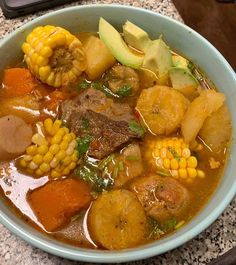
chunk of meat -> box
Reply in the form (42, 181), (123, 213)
(130, 175), (190, 223)
(0, 115), (33, 160)
(107, 65), (139, 93)
(60, 88), (134, 123)
(28, 178), (92, 232)
(112, 143), (143, 188)
(69, 110), (141, 159)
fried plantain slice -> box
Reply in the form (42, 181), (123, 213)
(88, 189), (148, 250)
(136, 85), (189, 135)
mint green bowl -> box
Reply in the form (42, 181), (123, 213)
(0, 4), (235, 263)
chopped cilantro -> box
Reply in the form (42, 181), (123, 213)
(116, 85), (133, 97)
(162, 218), (177, 232)
(128, 121), (145, 137)
(91, 82), (117, 98)
(125, 155), (140, 161)
(78, 80), (90, 90)
(74, 164), (112, 191)
(76, 135), (93, 157)
(167, 146), (181, 161)
(148, 218), (164, 240)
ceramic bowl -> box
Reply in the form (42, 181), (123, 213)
(0, 4), (236, 263)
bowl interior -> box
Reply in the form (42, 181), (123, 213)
(0, 4), (236, 263)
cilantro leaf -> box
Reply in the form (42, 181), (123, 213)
(78, 80), (90, 90)
(76, 135), (93, 157)
(128, 121), (145, 137)
(116, 85), (132, 97)
(81, 117), (89, 131)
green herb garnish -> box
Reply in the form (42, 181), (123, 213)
(75, 164), (112, 191)
(118, 160), (124, 171)
(162, 218), (177, 232)
(128, 121), (145, 137)
(91, 82), (118, 98)
(156, 169), (171, 177)
(98, 154), (115, 170)
(78, 80), (90, 90)
(116, 85), (133, 97)
(126, 155), (140, 161)
(167, 146), (181, 161)
(112, 164), (119, 179)
(148, 218), (164, 240)
(76, 135), (93, 157)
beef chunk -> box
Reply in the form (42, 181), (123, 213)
(69, 110), (140, 159)
(60, 88), (143, 159)
(61, 88), (134, 123)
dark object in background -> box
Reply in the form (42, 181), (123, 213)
(172, 0), (236, 70)
(216, 0), (236, 3)
(0, 0), (76, 18)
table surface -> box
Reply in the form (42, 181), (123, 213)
(0, 1), (235, 264)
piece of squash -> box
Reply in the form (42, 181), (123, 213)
(84, 36), (116, 80)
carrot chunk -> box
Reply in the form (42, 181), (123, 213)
(28, 178), (92, 232)
(2, 68), (37, 97)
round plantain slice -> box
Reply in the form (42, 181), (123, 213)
(136, 85), (189, 135)
(88, 189), (148, 250)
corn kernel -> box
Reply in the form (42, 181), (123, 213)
(63, 134), (72, 142)
(49, 144), (60, 155)
(179, 158), (187, 169)
(26, 145), (38, 156)
(170, 158), (179, 170)
(187, 168), (197, 178)
(44, 118), (53, 133)
(197, 169), (205, 178)
(51, 134), (62, 144)
(62, 168), (70, 175)
(182, 148), (191, 159)
(39, 163), (50, 173)
(32, 133), (47, 146)
(70, 132), (76, 139)
(32, 154), (43, 165)
(171, 170), (179, 178)
(50, 157), (59, 168)
(51, 170), (61, 178)
(68, 162), (76, 170)
(43, 152), (54, 163)
(19, 158), (27, 168)
(153, 149), (160, 158)
(55, 150), (66, 160)
(160, 148), (167, 158)
(163, 158), (170, 169)
(179, 168), (187, 178)
(60, 140), (69, 150)
(155, 141), (162, 149)
(35, 169), (43, 176)
(63, 156), (71, 166)
(167, 150), (173, 159)
(38, 145), (48, 155)
(63, 127), (69, 134)
(187, 156), (198, 168)
(23, 155), (32, 162)
(66, 146), (74, 156)
(29, 161), (38, 170)
(71, 151), (78, 161)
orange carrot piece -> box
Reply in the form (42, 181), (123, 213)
(2, 68), (37, 97)
(28, 178), (92, 232)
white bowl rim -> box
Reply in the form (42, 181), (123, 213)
(0, 4), (236, 263)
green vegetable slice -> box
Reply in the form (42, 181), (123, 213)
(77, 135), (93, 157)
(116, 85), (133, 97)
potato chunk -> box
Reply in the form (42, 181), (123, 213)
(84, 36), (116, 80)
(28, 178), (92, 231)
(181, 90), (225, 143)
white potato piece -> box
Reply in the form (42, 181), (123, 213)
(199, 104), (232, 152)
(0, 115), (33, 160)
(181, 90), (225, 143)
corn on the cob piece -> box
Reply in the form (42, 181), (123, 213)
(19, 118), (78, 178)
(22, 25), (87, 87)
(144, 137), (205, 182)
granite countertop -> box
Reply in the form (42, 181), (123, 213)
(0, 0), (235, 264)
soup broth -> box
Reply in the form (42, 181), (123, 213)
(0, 19), (232, 250)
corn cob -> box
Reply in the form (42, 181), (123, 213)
(144, 137), (205, 182)
(22, 25), (87, 87)
(19, 118), (78, 178)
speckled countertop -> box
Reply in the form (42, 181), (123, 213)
(0, 0), (235, 264)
